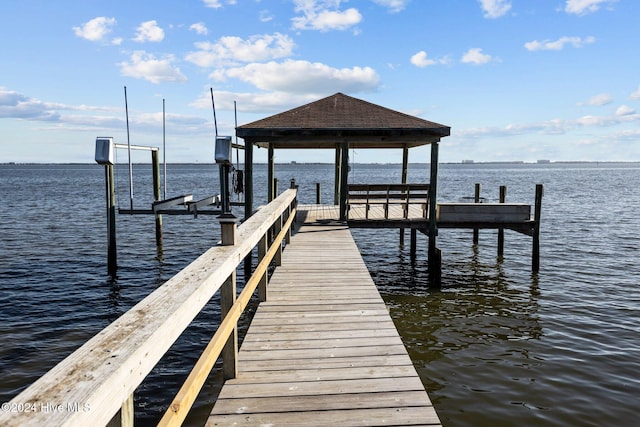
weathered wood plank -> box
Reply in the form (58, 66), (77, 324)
(207, 212), (441, 426)
(210, 390), (432, 414)
(209, 407), (441, 426)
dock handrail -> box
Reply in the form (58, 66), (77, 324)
(347, 183), (430, 219)
(0, 188), (298, 427)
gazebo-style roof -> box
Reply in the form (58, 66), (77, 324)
(236, 92), (450, 149)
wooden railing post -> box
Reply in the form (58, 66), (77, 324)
(285, 205), (292, 244)
(107, 394), (134, 427)
(274, 215), (283, 266)
(219, 214), (238, 380)
(258, 234), (268, 302)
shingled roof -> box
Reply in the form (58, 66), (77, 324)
(236, 93), (450, 149)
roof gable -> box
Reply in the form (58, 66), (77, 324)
(236, 93), (450, 149)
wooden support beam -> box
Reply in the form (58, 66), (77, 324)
(258, 235), (268, 302)
(105, 164), (117, 277)
(334, 145), (341, 205)
(268, 145), (275, 202)
(473, 183), (481, 245)
(152, 150), (163, 247)
(532, 184), (543, 272)
(339, 143), (349, 221)
(498, 186), (506, 258)
(428, 142), (441, 286)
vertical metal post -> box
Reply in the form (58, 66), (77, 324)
(316, 182), (321, 204)
(124, 86), (134, 211)
(498, 185), (506, 258)
(105, 164), (117, 277)
(532, 184), (543, 272)
(162, 99), (167, 200)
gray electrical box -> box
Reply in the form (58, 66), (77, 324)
(215, 136), (232, 164)
(95, 137), (114, 165)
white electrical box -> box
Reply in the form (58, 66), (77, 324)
(215, 136), (232, 164)
(95, 137), (114, 165)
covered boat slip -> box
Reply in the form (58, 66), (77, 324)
(207, 211), (441, 426)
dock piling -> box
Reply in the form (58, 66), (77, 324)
(152, 150), (163, 247)
(105, 164), (117, 277)
(498, 185), (506, 258)
(532, 184), (543, 272)
(473, 183), (481, 244)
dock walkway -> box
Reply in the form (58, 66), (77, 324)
(206, 207), (441, 426)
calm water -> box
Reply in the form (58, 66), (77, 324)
(1, 162), (639, 426)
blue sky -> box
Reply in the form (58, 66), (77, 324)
(1, 0), (639, 163)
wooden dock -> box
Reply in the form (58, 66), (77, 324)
(206, 207), (442, 426)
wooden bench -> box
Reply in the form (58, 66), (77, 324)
(347, 184), (430, 219)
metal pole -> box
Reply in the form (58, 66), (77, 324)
(163, 98), (167, 200)
(124, 86), (134, 210)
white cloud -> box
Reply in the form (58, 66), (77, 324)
(186, 33), (295, 67)
(189, 89), (320, 113)
(459, 110), (640, 141)
(119, 51), (187, 84)
(189, 22), (208, 35)
(202, 0), (237, 8)
(370, 0), (410, 13)
(478, 0), (512, 18)
(133, 20), (165, 43)
(0, 88), (59, 120)
(582, 93), (612, 106)
(630, 85), (640, 100)
(461, 48), (492, 65)
(410, 51), (449, 68)
(524, 36), (595, 51)
(292, 0), (362, 31)
(565, 0), (616, 16)
(215, 59), (380, 94)
(259, 10), (274, 22)
(616, 105), (635, 116)
(73, 17), (116, 42)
